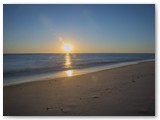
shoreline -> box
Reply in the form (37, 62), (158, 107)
(4, 59), (155, 87)
(4, 61), (155, 116)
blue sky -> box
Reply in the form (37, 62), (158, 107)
(3, 4), (155, 53)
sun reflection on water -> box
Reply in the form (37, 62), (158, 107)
(64, 53), (73, 77)
(65, 53), (71, 68)
(66, 70), (73, 77)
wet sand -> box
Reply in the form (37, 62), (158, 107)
(3, 61), (155, 116)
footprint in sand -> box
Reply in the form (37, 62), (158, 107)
(91, 95), (99, 99)
(107, 91), (112, 94)
(105, 88), (111, 91)
(60, 108), (71, 113)
(136, 108), (151, 115)
(67, 103), (77, 108)
(104, 88), (112, 93)
(60, 103), (77, 113)
(131, 80), (136, 83)
(46, 107), (53, 111)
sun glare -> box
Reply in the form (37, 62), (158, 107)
(66, 70), (73, 77)
(63, 44), (72, 52)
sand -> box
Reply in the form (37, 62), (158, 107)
(3, 61), (155, 116)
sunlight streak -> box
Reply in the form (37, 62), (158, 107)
(65, 53), (72, 68)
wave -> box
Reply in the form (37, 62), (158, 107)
(3, 58), (151, 78)
(4, 59), (155, 86)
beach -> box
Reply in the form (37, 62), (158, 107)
(3, 61), (155, 116)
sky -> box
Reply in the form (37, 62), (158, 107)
(3, 4), (155, 53)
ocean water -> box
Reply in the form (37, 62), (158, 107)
(3, 53), (155, 86)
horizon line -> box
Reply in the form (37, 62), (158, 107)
(3, 52), (155, 54)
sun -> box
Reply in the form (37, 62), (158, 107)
(63, 43), (73, 52)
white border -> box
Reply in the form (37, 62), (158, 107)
(1, 0), (159, 120)
(1, 0), (157, 4)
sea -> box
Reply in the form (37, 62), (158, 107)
(3, 53), (155, 86)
